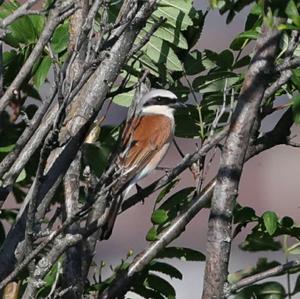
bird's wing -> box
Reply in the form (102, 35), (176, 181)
(117, 114), (173, 184)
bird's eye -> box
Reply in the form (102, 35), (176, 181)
(156, 97), (161, 102)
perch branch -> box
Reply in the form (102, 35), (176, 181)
(228, 260), (300, 294)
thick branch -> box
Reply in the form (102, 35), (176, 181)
(0, 0), (158, 284)
(22, 234), (82, 299)
(202, 23), (282, 299)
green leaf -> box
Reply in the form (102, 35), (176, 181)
(30, 15), (45, 37)
(217, 49), (234, 69)
(234, 205), (257, 224)
(112, 89), (135, 107)
(144, 274), (176, 299)
(144, 36), (182, 71)
(193, 72), (240, 93)
(240, 231), (281, 251)
(258, 281), (285, 297)
(149, 261), (183, 280)
(138, 54), (160, 77)
(234, 282), (285, 299)
(33, 56), (52, 88)
(0, 144), (15, 153)
(156, 179), (179, 203)
(263, 211), (278, 235)
(292, 94), (300, 123)
(153, 5), (193, 30)
(286, 0), (300, 27)
(209, 0), (226, 9)
(230, 30), (259, 51)
(183, 50), (206, 75)
(145, 22), (188, 49)
(157, 247), (205, 261)
(0, 209), (17, 223)
(0, 2), (39, 45)
(146, 226), (159, 241)
(37, 261), (61, 297)
(151, 209), (169, 225)
(83, 125), (119, 177)
(159, 0), (192, 14)
(175, 105), (201, 138)
(280, 216), (294, 227)
(16, 169), (26, 183)
(292, 274), (300, 295)
(233, 55), (251, 69)
(159, 187), (194, 211)
(51, 22), (69, 53)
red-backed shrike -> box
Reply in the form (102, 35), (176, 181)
(101, 88), (181, 239)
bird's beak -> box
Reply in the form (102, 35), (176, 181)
(170, 102), (186, 108)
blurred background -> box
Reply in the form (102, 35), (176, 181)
(97, 1), (300, 297)
(2, 0), (300, 297)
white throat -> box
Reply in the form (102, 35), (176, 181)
(141, 105), (175, 120)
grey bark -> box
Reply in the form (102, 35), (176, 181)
(202, 22), (282, 299)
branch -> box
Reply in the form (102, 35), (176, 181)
(263, 30), (300, 104)
(0, 87), (56, 179)
(0, 0), (41, 33)
(0, 103), (57, 210)
(22, 234), (82, 299)
(0, 105), (292, 294)
(0, 0), (77, 112)
(202, 22), (282, 298)
(128, 16), (165, 58)
(0, 208), (87, 290)
(275, 57), (300, 72)
(97, 107), (294, 299)
(98, 180), (215, 299)
(0, 0), (158, 285)
(228, 260), (300, 294)
(62, 152), (83, 298)
(121, 127), (229, 211)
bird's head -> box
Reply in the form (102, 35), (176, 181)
(141, 89), (184, 109)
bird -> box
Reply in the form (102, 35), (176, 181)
(100, 88), (183, 239)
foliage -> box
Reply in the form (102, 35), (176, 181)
(0, 0), (300, 298)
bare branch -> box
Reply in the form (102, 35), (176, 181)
(0, 0), (41, 32)
(128, 16), (165, 58)
(97, 107), (294, 299)
(121, 127), (229, 211)
(62, 152), (83, 299)
(0, 0), (159, 285)
(228, 260), (300, 295)
(275, 57), (300, 72)
(98, 180), (214, 299)
(0, 0), (77, 112)
(22, 234), (82, 299)
(263, 31), (300, 103)
(202, 22), (282, 299)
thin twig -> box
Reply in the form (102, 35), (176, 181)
(229, 260), (300, 294)
(0, 0), (77, 112)
(0, 0), (41, 33)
